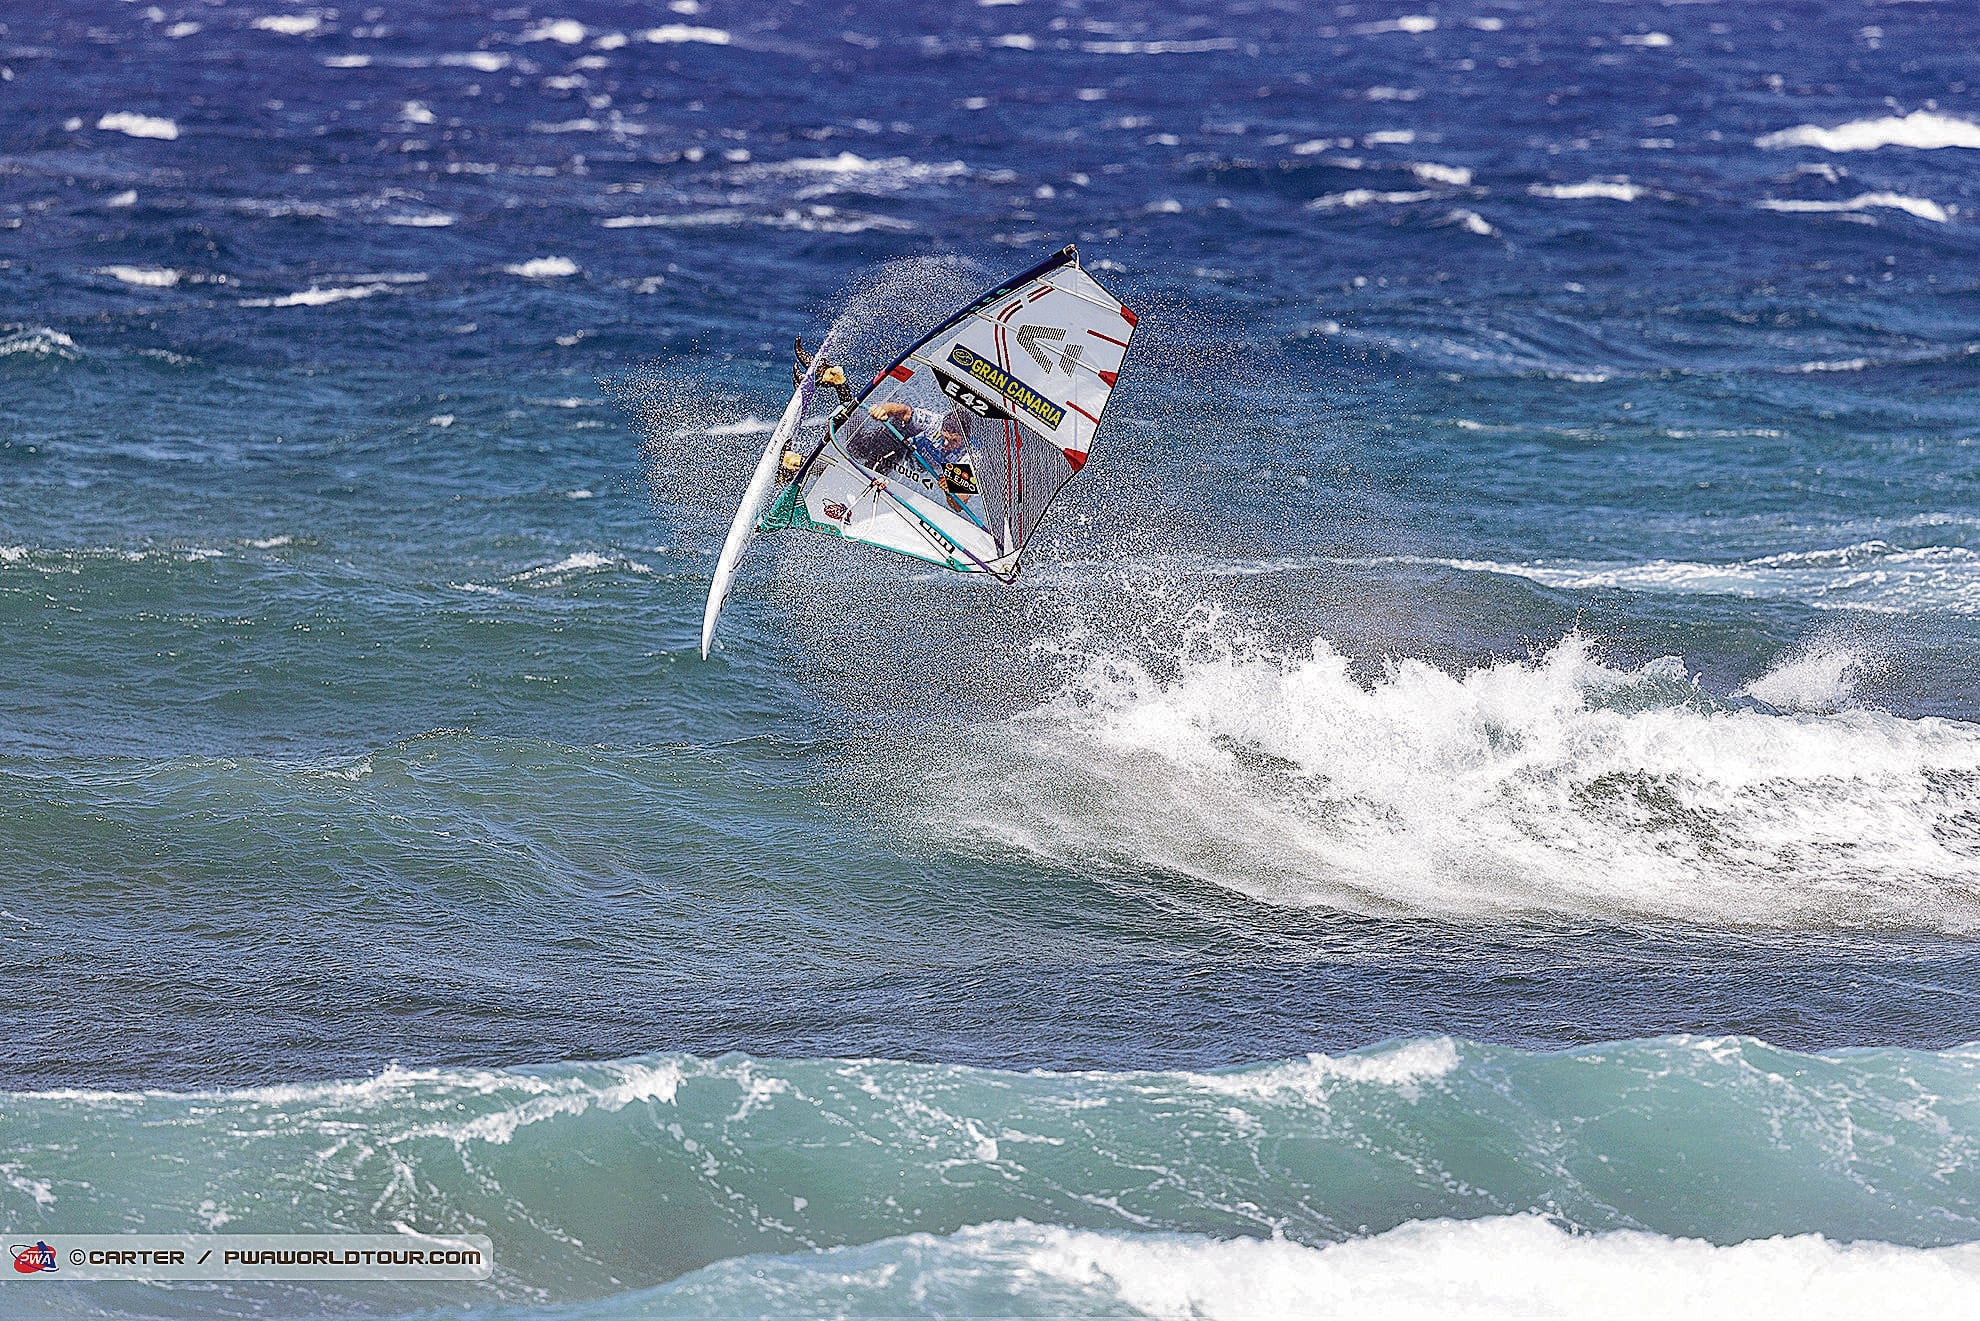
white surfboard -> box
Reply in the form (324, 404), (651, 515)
(699, 341), (839, 658)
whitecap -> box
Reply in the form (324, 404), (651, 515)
(1529, 178), (1642, 201)
(96, 112), (178, 141)
(1409, 161), (1473, 186)
(1758, 192), (1950, 223)
(1758, 110), (1980, 152)
(1309, 189), (1437, 208)
(505, 256), (579, 278)
(383, 212), (455, 227)
(521, 19), (586, 44)
(97, 266), (181, 288)
(642, 24), (731, 45)
(438, 52), (510, 72)
(252, 14), (323, 36)
(238, 283), (389, 308)
(601, 210), (744, 228)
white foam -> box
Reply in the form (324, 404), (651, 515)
(1309, 189), (1437, 208)
(1409, 162), (1473, 186)
(1530, 179), (1642, 201)
(96, 112), (178, 140)
(521, 18), (587, 44)
(642, 24), (731, 45)
(1758, 192), (1950, 223)
(506, 256), (579, 278)
(1011, 1217), (1980, 1320)
(1448, 209), (1497, 236)
(252, 14), (323, 37)
(383, 212), (454, 227)
(97, 265), (181, 287)
(1618, 32), (1673, 48)
(938, 629), (1980, 931)
(1195, 1039), (1460, 1102)
(239, 283), (388, 308)
(438, 52), (511, 72)
(1758, 110), (1980, 152)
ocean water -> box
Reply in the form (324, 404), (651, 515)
(4, 1), (1980, 1316)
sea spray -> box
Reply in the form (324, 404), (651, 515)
(930, 626), (1980, 930)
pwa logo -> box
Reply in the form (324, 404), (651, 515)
(11, 1241), (58, 1273)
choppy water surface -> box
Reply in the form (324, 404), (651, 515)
(4, 1), (1980, 1316)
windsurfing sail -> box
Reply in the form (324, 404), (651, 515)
(699, 245), (1137, 657)
(761, 245), (1137, 580)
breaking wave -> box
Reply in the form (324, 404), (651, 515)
(1757, 110), (1980, 153)
(595, 1217), (1980, 1320)
(939, 627), (1980, 931)
(7, 1036), (1980, 1314)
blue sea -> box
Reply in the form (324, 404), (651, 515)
(5, 1), (1980, 1316)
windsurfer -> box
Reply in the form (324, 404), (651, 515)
(846, 402), (982, 520)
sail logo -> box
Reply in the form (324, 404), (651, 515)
(948, 345), (1064, 430)
(12, 1242), (59, 1274)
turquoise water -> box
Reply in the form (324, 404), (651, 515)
(6, 0), (1980, 1315)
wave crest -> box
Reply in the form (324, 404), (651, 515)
(938, 628), (1980, 930)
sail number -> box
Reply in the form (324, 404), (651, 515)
(936, 370), (1013, 421)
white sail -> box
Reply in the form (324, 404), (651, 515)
(763, 245), (1137, 579)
